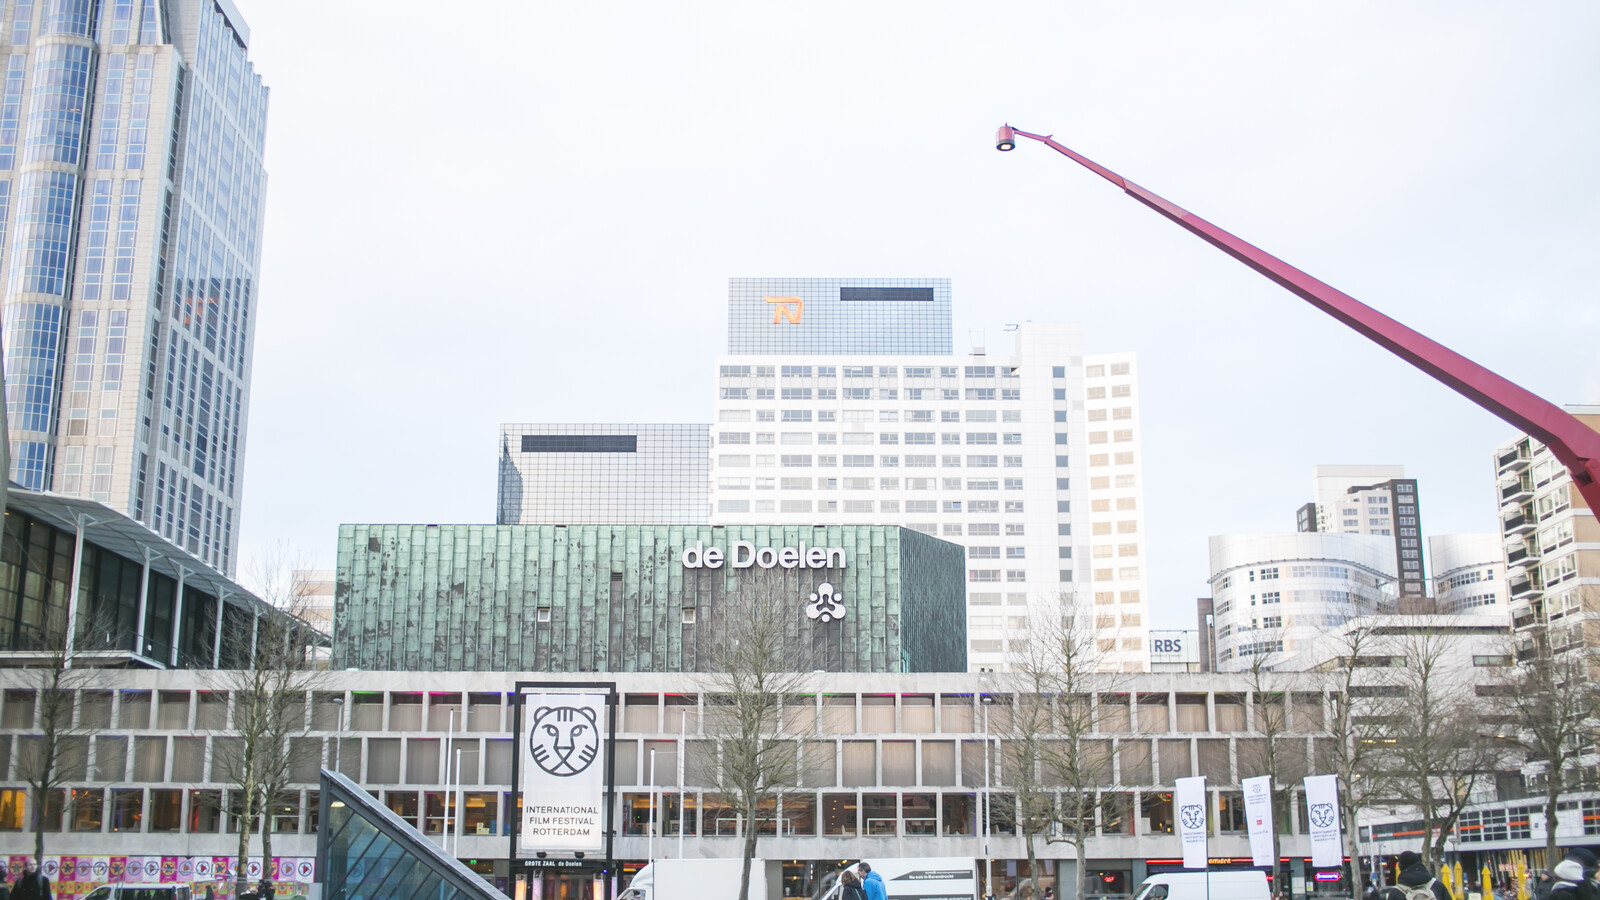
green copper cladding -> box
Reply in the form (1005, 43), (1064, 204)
(333, 524), (966, 673)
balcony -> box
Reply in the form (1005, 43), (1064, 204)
(1498, 445), (1532, 474)
(1503, 506), (1537, 535)
(1500, 476), (1534, 504)
(1506, 538), (1539, 568)
(1509, 572), (1544, 599)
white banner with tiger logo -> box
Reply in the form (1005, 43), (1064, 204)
(520, 691), (607, 853)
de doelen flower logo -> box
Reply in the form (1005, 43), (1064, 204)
(806, 583), (845, 622)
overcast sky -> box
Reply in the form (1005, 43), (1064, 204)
(234, 1), (1600, 628)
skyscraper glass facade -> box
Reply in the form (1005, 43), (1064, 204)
(727, 277), (952, 355)
(496, 423), (709, 525)
(0, 0), (268, 575)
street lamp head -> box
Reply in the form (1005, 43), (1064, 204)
(995, 125), (1016, 152)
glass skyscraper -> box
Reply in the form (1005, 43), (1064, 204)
(0, 0), (267, 574)
(727, 276), (952, 355)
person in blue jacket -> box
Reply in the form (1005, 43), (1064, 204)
(856, 863), (887, 900)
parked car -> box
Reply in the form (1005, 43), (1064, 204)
(83, 886), (193, 900)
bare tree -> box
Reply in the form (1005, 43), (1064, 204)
(997, 593), (1122, 900)
(13, 603), (121, 861)
(700, 572), (814, 900)
(212, 550), (326, 895)
(1366, 627), (1506, 866)
(1496, 621), (1600, 863)
(1234, 631), (1304, 881)
(1318, 619), (1389, 885)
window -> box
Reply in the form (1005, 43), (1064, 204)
(781, 410), (813, 422)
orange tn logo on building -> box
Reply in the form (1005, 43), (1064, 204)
(765, 296), (803, 324)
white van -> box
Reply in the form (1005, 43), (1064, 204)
(1133, 871), (1271, 900)
(82, 886), (193, 900)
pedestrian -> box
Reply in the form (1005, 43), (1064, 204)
(1564, 850), (1600, 900)
(857, 863), (887, 900)
(0, 865), (11, 900)
(839, 870), (867, 900)
(10, 859), (50, 900)
(205, 887), (216, 900)
(1537, 872), (1555, 900)
(259, 879), (275, 900)
(1380, 851), (1451, 900)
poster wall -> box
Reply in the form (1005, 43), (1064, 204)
(4, 857), (313, 899)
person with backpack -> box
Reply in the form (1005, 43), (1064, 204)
(1382, 851), (1451, 900)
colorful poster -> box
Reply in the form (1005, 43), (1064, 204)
(1174, 775), (1208, 869)
(161, 857), (176, 882)
(193, 858), (213, 881)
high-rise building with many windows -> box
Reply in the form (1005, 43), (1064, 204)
(1295, 465), (1426, 603)
(1493, 407), (1600, 662)
(0, 0), (267, 574)
(708, 278), (1150, 673)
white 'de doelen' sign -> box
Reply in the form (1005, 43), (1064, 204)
(520, 691), (607, 854)
(680, 541), (847, 570)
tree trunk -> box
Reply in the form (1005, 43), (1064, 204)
(1545, 774), (1561, 866)
(261, 802), (274, 891)
(236, 793), (254, 898)
(1075, 832), (1089, 900)
(1025, 829), (1040, 900)
(738, 803), (759, 900)
(32, 783), (44, 861)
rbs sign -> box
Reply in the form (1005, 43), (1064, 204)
(1148, 630), (1197, 663)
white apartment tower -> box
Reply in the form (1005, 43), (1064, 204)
(1493, 407), (1600, 660)
(707, 278), (1150, 672)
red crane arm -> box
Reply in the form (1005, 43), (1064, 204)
(1001, 125), (1600, 516)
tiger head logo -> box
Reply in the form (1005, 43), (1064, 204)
(530, 705), (600, 777)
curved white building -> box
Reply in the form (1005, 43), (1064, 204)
(1207, 533), (1397, 670)
(1429, 534), (1508, 615)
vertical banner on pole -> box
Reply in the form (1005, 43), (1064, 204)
(1175, 775), (1209, 869)
(1243, 776), (1276, 868)
(1304, 775), (1344, 869)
